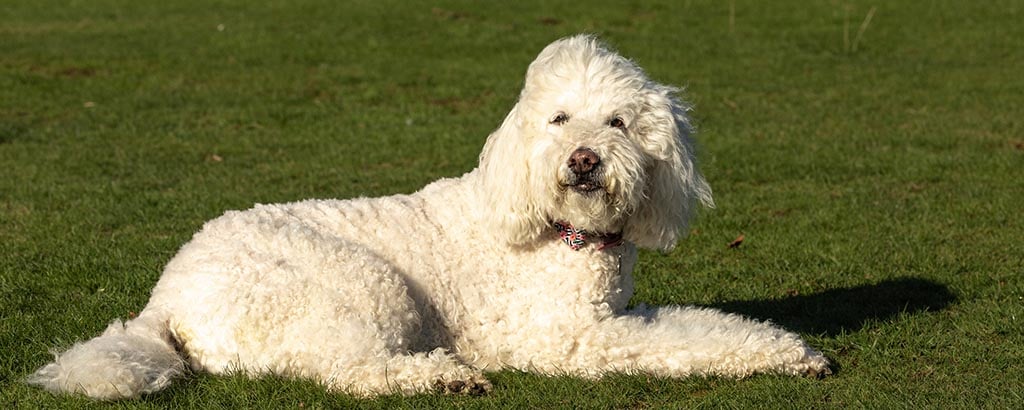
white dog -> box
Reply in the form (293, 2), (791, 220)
(30, 35), (830, 400)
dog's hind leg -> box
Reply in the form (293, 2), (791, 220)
(206, 265), (491, 396)
(242, 271), (489, 396)
(319, 347), (491, 396)
(152, 223), (488, 396)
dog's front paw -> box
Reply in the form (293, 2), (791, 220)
(433, 376), (492, 396)
(806, 364), (833, 379)
(800, 350), (833, 379)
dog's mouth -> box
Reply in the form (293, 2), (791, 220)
(562, 175), (604, 194)
(569, 181), (601, 193)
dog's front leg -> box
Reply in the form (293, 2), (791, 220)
(564, 305), (831, 378)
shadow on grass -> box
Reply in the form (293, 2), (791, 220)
(713, 277), (956, 337)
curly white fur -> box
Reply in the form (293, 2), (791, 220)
(29, 35), (829, 400)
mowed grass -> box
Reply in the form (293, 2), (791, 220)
(2, 0), (1022, 408)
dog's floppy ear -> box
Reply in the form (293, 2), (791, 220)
(477, 105), (549, 246)
(624, 85), (714, 251)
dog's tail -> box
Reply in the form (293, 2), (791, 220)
(27, 310), (185, 400)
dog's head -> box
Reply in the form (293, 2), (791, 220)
(478, 35), (713, 251)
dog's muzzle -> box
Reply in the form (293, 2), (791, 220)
(565, 147), (602, 193)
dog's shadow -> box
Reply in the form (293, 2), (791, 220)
(711, 277), (956, 337)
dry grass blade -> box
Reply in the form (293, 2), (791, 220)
(852, 6), (878, 52)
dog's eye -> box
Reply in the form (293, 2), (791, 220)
(550, 112), (569, 125)
(608, 117), (626, 130)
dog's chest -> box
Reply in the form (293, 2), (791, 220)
(511, 242), (637, 316)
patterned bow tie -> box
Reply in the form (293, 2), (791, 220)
(552, 221), (624, 251)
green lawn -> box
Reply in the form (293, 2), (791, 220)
(2, 0), (1022, 408)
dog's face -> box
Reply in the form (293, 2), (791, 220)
(479, 35), (713, 250)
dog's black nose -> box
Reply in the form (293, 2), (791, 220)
(567, 148), (600, 175)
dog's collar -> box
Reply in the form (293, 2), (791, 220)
(552, 221), (623, 251)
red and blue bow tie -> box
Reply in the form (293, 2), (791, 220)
(552, 221), (624, 251)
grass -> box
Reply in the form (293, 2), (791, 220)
(2, 0), (1022, 408)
